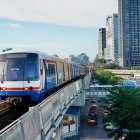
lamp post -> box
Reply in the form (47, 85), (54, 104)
(121, 129), (140, 139)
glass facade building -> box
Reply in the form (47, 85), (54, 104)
(70, 53), (89, 63)
(76, 53), (89, 62)
(98, 28), (106, 59)
(118, 0), (140, 67)
(104, 14), (118, 63)
(114, 14), (119, 63)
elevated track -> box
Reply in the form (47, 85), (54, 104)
(0, 101), (28, 130)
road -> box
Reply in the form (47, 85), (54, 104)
(77, 98), (113, 140)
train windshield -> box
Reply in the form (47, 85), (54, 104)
(24, 60), (39, 81)
(6, 59), (39, 81)
(7, 59), (24, 81)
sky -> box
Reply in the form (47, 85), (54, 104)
(0, 0), (118, 61)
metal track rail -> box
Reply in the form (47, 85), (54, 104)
(0, 101), (13, 129)
(0, 101), (28, 130)
(0, 101), (12, 114)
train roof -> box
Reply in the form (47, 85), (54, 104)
(0, 48), (53, 59)
(0, 48), (82, 66)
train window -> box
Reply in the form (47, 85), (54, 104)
(57, 62), (64, 72)
(6, 59), (24, 81)
(4, 53), (38, 59)
(0, 61), (6, 82)
(24, 60), (39, 81)
(47, 64), (55, 75)
(64, 63), (68, 73)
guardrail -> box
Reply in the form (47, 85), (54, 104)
(0, 74), (91, 140)
(86, 85), (112, 98)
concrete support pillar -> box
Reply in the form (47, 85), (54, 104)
(71, 90), (85, 106)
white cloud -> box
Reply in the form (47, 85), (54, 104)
(0, 0), (118, 28)
(7, 23), (21, 27)
(0, 22), (21, 27)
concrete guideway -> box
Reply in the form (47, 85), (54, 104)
(0, 74), (91, 140)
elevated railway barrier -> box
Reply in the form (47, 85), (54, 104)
(0, 73), (91, 140)
(86, 85), (113, 98)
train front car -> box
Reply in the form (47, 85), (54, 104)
(0, 51), (43, 103)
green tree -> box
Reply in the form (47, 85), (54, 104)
(97, 59), (104, 64)
(92, 68), (123, 85)
(103, 64), (120, 69)
(101, 87), (140, 140)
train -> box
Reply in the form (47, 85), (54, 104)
(0, 49), (86, 103)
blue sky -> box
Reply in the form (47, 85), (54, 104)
(0, 0), (117, 61)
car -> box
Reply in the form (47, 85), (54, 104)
(92, 80), (97, 84)
(91, 99), (96, 104)
(104, 122), (113, 131)
(103, 110), (110, 118)
(89, 105), (98, 114)
(87, 113), (98, 124)
(87, 105), (99, 125)
(102, 110), (110, 123)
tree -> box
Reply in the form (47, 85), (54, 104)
(97, 59), (104, 64)
(103, 64), (120, 69)
(93, 68), (123, 85)
(100, 87), (140, 140)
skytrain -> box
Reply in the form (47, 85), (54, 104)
(0, 49), (86, 102)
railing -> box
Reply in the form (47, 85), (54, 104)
(0, 73), (91, 140)
(86, 85), (112, 98)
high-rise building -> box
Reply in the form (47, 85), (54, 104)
(76, 53), (89, 63)
(98, 28), (106, 59)
(69, 53), (89, 63)
(104, 14), (118, 63)
(118, 0), (140, 67)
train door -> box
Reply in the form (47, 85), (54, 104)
(71, 64), (73, 79)
(72, 64), (75, 78)
(64, 63), (69, 82)
(44, 60), (57, 90)
(40, 60), (45, 90)
(23, 59), (40, 94)
(68, 63), (71, 80)
(0, 60), (7, 97)
(56, 62), (64, 85)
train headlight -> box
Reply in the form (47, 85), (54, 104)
(25, 87), (28, 90)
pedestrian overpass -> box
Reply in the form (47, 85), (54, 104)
(0, 74), (91, 140)
(86, 85), (113, 98)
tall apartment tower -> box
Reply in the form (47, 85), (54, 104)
(98, 28), (106, 59)
(104, 14), (118, 63)
(118, 0), (140, 67)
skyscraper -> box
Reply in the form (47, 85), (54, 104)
(69, 53), (89, 63)
(118, 0), (140, 67)
(98, 28), (106, 59)
(105, 14), (118, 63)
